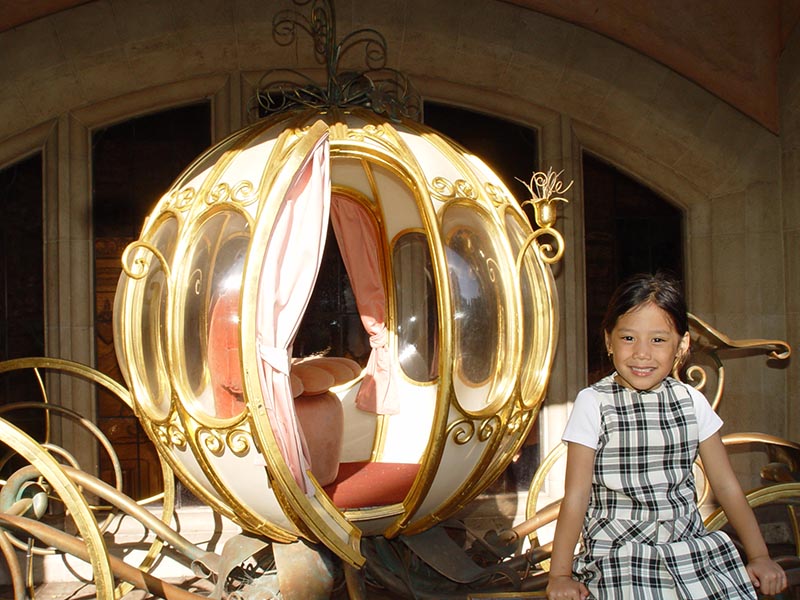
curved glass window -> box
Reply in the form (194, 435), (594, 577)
(128, 217), (178, 419)
(442, 204), (509, 413)
(504, 210), (552, 405)
(179, 210), (250, 419)
(393, 232), (438, 382)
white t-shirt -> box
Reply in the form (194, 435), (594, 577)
(562, 378), (723, 450)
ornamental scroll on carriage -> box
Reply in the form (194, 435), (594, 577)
(0, 1), (798, 599)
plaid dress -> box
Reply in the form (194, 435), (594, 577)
(572, 375), (756, 599)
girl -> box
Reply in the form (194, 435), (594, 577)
(546, 272), (787, 599)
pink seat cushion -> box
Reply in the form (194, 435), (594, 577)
(323, 461), (420, 509)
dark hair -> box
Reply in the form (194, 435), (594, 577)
(601, 272), (689, 336)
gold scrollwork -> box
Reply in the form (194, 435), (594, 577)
(683, 364), (708, 393)
(430, 176), (478, 202)
(207, 180), (258, 207)
(169, 422), (187, 449)
(121, 241), (171, 282)
(167, 187), (196, 211)
(506, 406), (527, 434)
(478, 415), (502, 442)
(446, 415), (504, 445)
(227, 429), (252, 457)
(198, 427), (225, 457)
(515, 228), (566, 266)
(484, 182), (509, 206)
(446, 418), (476, 445)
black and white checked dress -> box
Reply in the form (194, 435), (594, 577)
(572, 375), (756, 599)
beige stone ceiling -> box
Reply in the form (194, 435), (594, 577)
(1, 0), (798, 132)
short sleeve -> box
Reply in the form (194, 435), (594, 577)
(562, 387), (601, 449)
(687, 384), (723, 441)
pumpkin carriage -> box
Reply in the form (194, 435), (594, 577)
(1, 2), (799, 598)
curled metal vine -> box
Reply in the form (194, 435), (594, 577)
(254, 0), (421, 121)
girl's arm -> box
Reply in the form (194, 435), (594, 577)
(698, 432), (787, 595)
(546, 442), (595, 600)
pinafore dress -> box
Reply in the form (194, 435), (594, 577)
(573, 374), (756, 599)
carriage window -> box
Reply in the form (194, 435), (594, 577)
(393, 232), (438, 382)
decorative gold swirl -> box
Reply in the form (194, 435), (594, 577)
(430, 177), (477, 202)
(514, 228), (565, 266)
(167, 187), (196, 211)
(227, 429), (252, 457)
(478, 415), (501, 442)
(445, 418), (476, 445)
(506, 406), (526, 434)
(683, 364), (708, 393)
(484, 182), (509, 205)
(207, 180), (258, 206)
(121, 241), (171, 281)
(198, 427), (225, 456)
(160, 421), (186, 449)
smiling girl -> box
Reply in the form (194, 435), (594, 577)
(546, 272), (786, 599)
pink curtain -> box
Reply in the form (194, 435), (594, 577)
(257, 134), (330, 493)
(331, 194), (398, 415)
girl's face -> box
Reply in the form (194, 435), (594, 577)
(604, 301), (690, 392)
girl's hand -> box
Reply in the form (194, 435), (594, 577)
(746, 556), (787, 596)
(546, 574), (590, 599)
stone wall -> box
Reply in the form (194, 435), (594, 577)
(0, 0), (792, 486)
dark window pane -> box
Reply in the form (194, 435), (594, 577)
(583, 152), (684, 383)
(0, 154), (45, 476)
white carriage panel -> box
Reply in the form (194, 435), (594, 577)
(379, 377), (437, 464)
(213, 134), (280, 218)
(171, 444), (224, 503)
(395, 130), (463, 212)
(199, 440), (299, 534)
(412, 403), (492, 518)
(372, 166), (423, 240)
(330, 159), (374, 202)
(336, 382), (378, 463)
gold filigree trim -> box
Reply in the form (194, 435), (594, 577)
(166, 187), (196, 211)
(197, 427), (225, 456)
(227, 429), (252, 457)
(446, 414), (504, 445)
(121, 241), (171, 281)
(484, 181), (509, 206)
(430, 177), (478, 202)
(446, 418), (475, 445)
(156, 419), (187, 450)
(207, 180), (259, 206)
(478, 415), (501, 442)
(515, 228), (566, 265)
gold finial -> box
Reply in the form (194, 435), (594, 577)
(517, 168), (572, 229)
